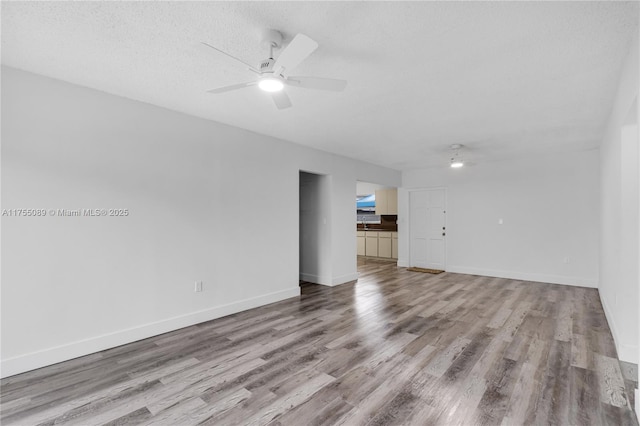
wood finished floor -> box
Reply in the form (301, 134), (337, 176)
(1, 258), (638, 425)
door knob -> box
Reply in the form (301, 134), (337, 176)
(442, 232), (446, 236)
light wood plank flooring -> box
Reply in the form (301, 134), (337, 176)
(1, 258), (638, 425)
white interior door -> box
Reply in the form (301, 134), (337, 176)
(409, 188), (446, 270)
(409, 191), (429, 268)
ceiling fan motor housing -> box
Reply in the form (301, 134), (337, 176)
(258, 58), (276, 72)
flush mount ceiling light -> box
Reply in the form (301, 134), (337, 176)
(258, 76), (285, 92)
(450, 144), (464, 168)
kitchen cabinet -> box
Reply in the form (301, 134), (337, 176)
(357, 231), (398, 260)
(357, 231), (366, 256)
(378, 232), (392, 258)
(365, 231), (379, 257)
(375, 188), (398, 215)
(392, 232), (398, 259)
(387, 190), (398, 215)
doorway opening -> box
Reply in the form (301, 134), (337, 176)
(299, 171), (331, 285)
(356, 181), (399, 261)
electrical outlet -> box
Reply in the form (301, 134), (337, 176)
(194, 281), (203, 292)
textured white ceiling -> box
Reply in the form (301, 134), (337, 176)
(2, 2), (638, 170)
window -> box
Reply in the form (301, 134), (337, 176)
(357, 194), (380, 224)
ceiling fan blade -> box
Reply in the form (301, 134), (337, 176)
(286, 76), (347, 92)
(271, 91), (292, 109)
(200, 42), (260, 73)
(207, 81), (256, 94)
(273, 34), (318, 74)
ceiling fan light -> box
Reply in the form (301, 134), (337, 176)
(449, 144), (464, 168)
(258, 77), (284, 92)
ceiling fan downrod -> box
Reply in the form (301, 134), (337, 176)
(260, 29), (283, 60)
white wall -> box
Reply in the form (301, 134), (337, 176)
(0, 67), (401, 377)
(400, 149), (600, 288)
(299, 172), (332, 284)
(599, 31), (639, 365)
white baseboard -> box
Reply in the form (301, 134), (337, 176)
(445, 265), (597, 288)
(0, 287), (300, 379)
(600, 293), (639, 364)
(300, 272), (358, 287)
(332, 272), (359, 286)
(397, 258), (409, 267)
(617, 343), (640, 365)
(299, 272), (332, 286)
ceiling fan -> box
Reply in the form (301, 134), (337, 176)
(201, 29), (347, 109)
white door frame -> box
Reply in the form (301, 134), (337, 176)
(408, 187), (447, 270)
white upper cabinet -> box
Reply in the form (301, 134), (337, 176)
(375, 188), (398, 215)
